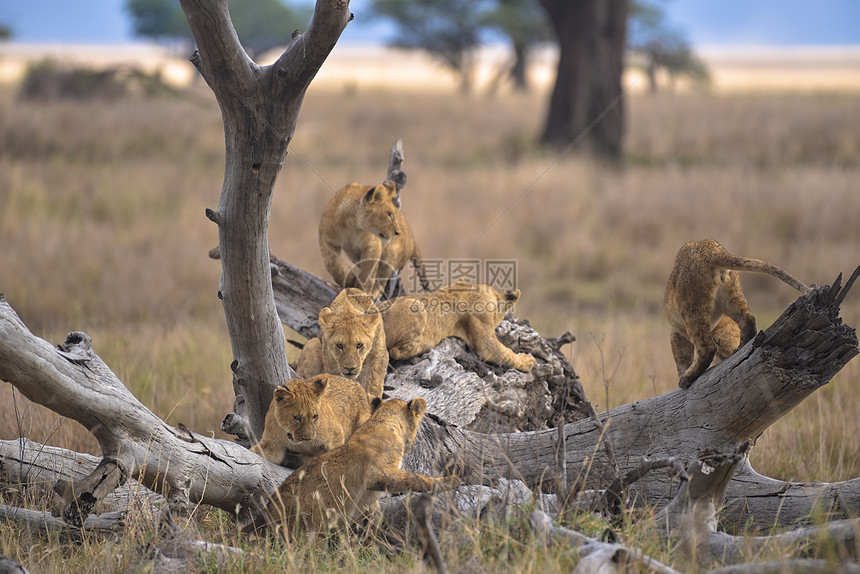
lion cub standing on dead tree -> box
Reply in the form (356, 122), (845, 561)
(378, 280), (536, 372)
(265, 396), (459, 539)
(665, 238), (810, 389)
(250, 374), (371, 468)
(296, 288), (387, 398)
(319, 180), (428, 300)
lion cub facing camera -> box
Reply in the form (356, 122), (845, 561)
(664, 238), (810, 389)
(295, 288), (388, 399)
(265, 397), (459, 539)
(250, 374), (372, 468)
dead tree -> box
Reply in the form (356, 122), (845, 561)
(182, 0), (353, 443)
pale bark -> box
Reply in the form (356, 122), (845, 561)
(0, 297), (288, 522)
(179, 0), (353, 441)
(257, 260), (860, 528)
(398, 271), (860, 529)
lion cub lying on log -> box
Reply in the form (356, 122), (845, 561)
(251, 374), (372, 468)
(319, 180), (428, 300)
(296, 288), (388, 398)
(265, 397), (459, 539)
(664, 238), (810, 389)
(377, 280), (536, 372)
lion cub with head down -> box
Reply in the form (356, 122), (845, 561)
(665, 238), (810, 389)
(295, 288), (388, 398)
(266, 396), (459, 539)
(251, 374), (371, 468)
(378, 280), (536, 372)
(319, 180), (427, 300)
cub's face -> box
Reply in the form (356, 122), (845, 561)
(319, 290), (381, 379)
(358, 182), (400, 243)
(272, 376), (327, 443)
(323, 325), (372, 379)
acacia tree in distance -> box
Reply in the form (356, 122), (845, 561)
(628, 0), (709, 93)
(484, 0), (551, 92)
(538, 0), (629, 157)
(370, 0), (487, 92)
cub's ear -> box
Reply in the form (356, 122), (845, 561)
(370, 396), (383, 412)
(381, 180), (397, 194)
(312, 375), (329, 396)
(274, 384), (294, 403)
(363, 184), (380, 204)
(407, 397), (427, 418)
(505, 289), (521, 303)
(318, 306), (334, 328)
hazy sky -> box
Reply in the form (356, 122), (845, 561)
(2, 0), (859, 46)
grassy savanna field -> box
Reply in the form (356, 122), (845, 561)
(1, 47), (860, 571)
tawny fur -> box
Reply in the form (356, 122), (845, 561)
(664, 238), (810, 389)
(319, 180), (428, 299)
(378, 280), (536, 372)
(265, 397), (459, 539)
(295, 288), (388, 398)
(250, 374), (372, 468)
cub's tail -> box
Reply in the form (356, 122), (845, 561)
(723, 255), (810, 293)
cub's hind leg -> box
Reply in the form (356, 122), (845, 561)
(466, 322), (535, 372)
(712, 315), (742, 361)
(669, 330), (694, 377)
(678, 316), (717, 389)
(718, 271), (757, 346)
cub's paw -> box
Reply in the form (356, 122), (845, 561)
(678, 375), (695, 390)
(442, 475), (461, 490)
(513, 354), (536, 372)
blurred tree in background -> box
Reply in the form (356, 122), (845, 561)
(0, 23), (12, 40)
(126, 0), (311, 60)
(369, 0), (488, 93)
(628, 1), (710, 93)
(483, 0), (550, 92)
(538, 0), (629, 158)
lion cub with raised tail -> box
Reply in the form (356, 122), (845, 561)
(266, 397), (460, 539)
(665, 238), (810, 389)
(251, 374), (372, 468)
(296, 288), (388, 398)
(378, 280), (536, 372)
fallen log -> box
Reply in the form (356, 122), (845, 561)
(0, 296), (288, 523)
(266, 261), (860, 528)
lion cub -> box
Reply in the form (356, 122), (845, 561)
(378, 280), (536, 372)
(251, 374), (372, 468)
(319, 180), (427, 299)
(665, 238), (810, 389)
(296, 288), (388, 398)
(266, 397), (459, 539)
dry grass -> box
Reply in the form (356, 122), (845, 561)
(1, 77), (860, 571)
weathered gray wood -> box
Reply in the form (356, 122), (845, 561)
(399, 274), (859, 529)
(529, 510), (683, 574)
(0, 298), (289, 519)
(180, 0), (352, 441)
(264, 265), (860, 528)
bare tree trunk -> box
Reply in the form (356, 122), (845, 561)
(179, 0), (352, 442)
(538, 0), (628, 157)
